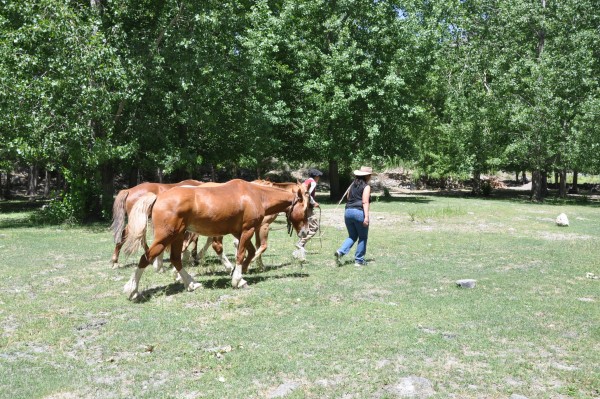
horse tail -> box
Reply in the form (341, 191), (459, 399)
(122, 192), (157, 256)
(110, 189), (129, 244)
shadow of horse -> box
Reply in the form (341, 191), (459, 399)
(134, 270), (309, 302)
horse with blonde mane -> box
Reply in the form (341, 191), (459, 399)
(109, 179), (203, 269)
(121, 179), (310, 300)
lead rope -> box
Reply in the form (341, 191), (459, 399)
(312, 183), (353, 250)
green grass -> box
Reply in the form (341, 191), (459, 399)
(1, 193), (599, 398)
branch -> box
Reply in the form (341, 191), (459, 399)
(155, 2), (185, 53)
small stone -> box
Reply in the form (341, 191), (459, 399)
(456, 279), (476, 288)
(555, 213), (569, 226)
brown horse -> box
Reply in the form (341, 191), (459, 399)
(110, 179), (203, 269)
(121, 179), (310, 300)
(193, 181), (303, 270)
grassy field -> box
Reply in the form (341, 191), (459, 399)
(0, 191), (599, 399)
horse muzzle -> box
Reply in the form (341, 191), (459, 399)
(297, 226), (309, 238)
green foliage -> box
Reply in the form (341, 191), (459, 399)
(2, 0), (600, 218)
(31, 194), (78, 225)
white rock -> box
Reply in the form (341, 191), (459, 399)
(456, 279), (477, 288)
(555, 213), (569, 226)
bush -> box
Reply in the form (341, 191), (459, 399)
(32, 194), (78, 225)
(481, 180), (492, 196)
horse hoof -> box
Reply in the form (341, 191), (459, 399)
(126, 290), (140, 301)
(234, 279), (248, 289)
(111, 262), (120, 269)
(187, 282), (203, 291)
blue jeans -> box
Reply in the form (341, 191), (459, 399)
(337, 208), (369, 264)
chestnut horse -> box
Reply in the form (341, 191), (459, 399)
(110, 180), (234, 271)
(121, 179), (310, 300)
(110, 179), (203, 268)
(193, 180), (303, 270)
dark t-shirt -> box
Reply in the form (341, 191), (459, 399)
(346, 182), (369, 210)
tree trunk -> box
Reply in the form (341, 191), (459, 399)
(328, 159), (340, 201)
(127, 168), (138, 188)
(56, 170), (64, 193)
(472, 170), (481, 194)
(157, 168), (163, 183)
(558, 169), (567, 198)
(210, 164), (217, 182)
(542, 171), (548, 196)
(531, 169), (543, 201)
(101, 163), (114, 219)
(43, 169), (50, 198)
(27, 164), (38, 197)
(522, 171), (528, 184)
(571, 170), (579, 193)
(5, 171), (12, 199)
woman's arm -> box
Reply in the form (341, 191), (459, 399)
(362, 185), (371, 226)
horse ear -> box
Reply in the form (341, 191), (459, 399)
(296, 187), (303, 201)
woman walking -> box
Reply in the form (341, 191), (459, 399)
(335, 166), (375, 266)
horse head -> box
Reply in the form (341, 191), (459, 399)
(286, 183), (311, 238)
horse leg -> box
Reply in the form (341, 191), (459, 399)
(111, 227), (127, 269)
(250, 223), (270, 271)
(191, 235), (199, 265)
(123, 242), (165, 301)
(211, 236), (233, 272)
(182, 232), (200, 266)
(111, 239), (123, 269)
(152, 239), (166, 273)
(231, 229), (254, 289)
(242, 239), (256, 274)
(170, 233), (202, 292)
(196, 236), (213, 267)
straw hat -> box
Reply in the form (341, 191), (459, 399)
(353, 166), (376, 176)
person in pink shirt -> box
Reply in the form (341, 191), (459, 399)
(293, 168), (322, 260)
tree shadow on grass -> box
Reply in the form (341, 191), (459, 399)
(0, 218), (36, 229)
(0, 198), (46, 213)
(0, 199), (45, 228)
(388, 188), (600, 208)
(318, 195), (433, 205)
